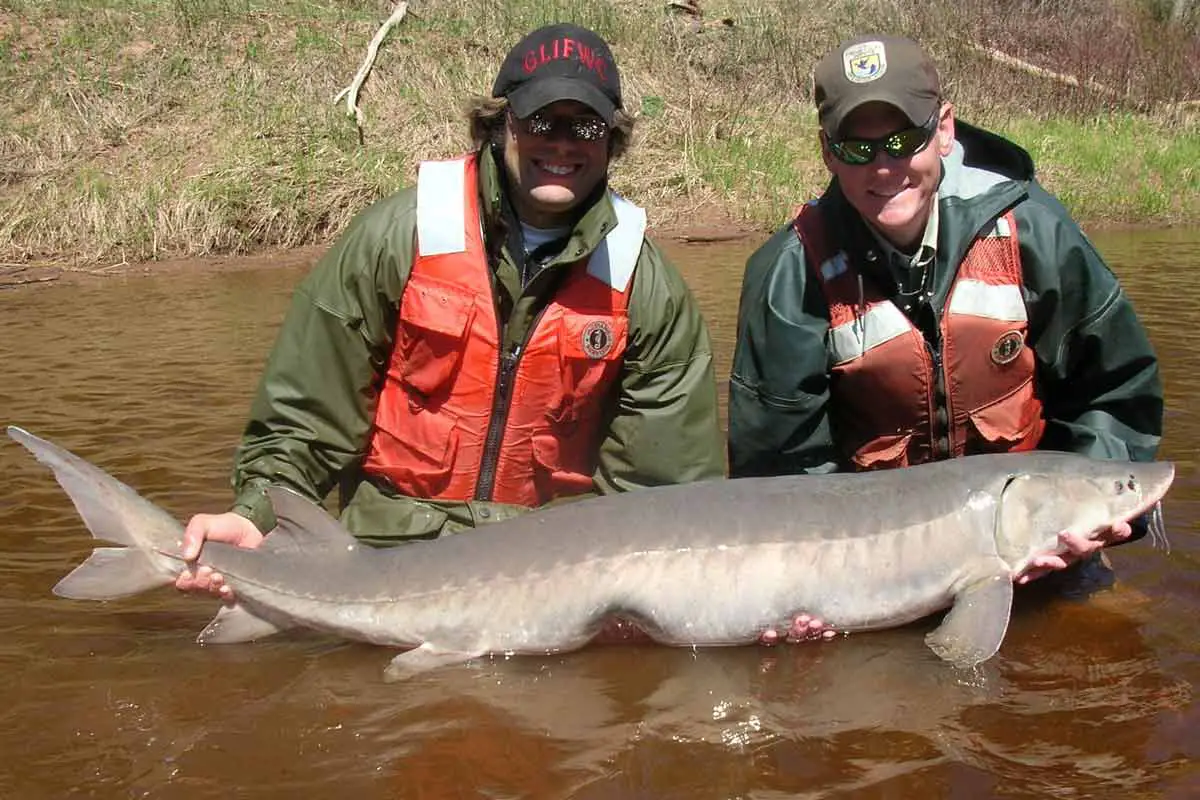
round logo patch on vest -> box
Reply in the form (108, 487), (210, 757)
(581, 320), (615, 359)
(991, 330), (1025, 365)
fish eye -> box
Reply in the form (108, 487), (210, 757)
(1127, 476), (1138, 492)
(1114, 480), (1126, 494)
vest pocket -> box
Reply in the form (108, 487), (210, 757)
(966, 376), (1042, 451)
(851, 432), (912, 471)
(370, 410), (459, 497)
(532, 431), (596, 500)
(396, 277), (475, 397)
(554, 312), (628, 423)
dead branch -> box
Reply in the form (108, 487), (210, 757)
(0, 266), (61, 288)
(334, 1), (409, 143)
(967, 42), (1124, 100)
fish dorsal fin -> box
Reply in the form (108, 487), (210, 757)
(260, 486), (358, 555)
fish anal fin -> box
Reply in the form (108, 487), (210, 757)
(383, 643), (484, 682)
(197, 603), (290, 644)
(925, 573), (1013, 668)
(54, 547), (177, 600)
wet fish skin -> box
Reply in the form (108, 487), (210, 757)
(7, 425), (1174, 680)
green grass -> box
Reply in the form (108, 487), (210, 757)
(998, 115), (1200, 223)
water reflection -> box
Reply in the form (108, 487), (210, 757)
(0, 229), (1197, 797)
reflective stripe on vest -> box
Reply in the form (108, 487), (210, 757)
(363, 154), (643, 507)
(796, 204), (1045, 470)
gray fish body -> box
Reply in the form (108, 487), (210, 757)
(9, 426), (1174, 678)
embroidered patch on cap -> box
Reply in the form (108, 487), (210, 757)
(990, 330), (1025, 365)
(842, 40), (888, 84)
(581, 320), (615, 359)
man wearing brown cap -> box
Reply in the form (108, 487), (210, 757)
(729, 35), (1162, 596)
(174, 24), (724, 601)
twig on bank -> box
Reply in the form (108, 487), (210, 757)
(0, 266), (61, 288)
(966, 41), (1133, 105)
(88, 253), (131, 275)
(334, 1), (409, 144)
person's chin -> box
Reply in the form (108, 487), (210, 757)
(870, 193), (921, 230)
(529, 185), (580, 209)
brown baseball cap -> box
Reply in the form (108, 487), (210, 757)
(813, 34), (941, 138)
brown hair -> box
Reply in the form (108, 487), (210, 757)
(465, 95), (634, 159)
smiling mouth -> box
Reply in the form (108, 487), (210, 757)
(870, 184), (909, 199)
(536, 161), (579, 177)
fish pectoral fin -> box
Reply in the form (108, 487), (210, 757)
(924, 573), (1013, 668)
(383, 643), (485, 682)
(197, 603), (291, 644)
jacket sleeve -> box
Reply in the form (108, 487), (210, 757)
(727, 226), (843, 477)
(228, 192), (418, 531)
(1020, 186), (1163, 463)
(592, 238), (726, 492)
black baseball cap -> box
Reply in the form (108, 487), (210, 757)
(814, 35), (941, 138)
(492, 23), (623, 124)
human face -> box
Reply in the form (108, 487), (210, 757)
(502, 100), (611, 228)
(821, 101), (955, 251)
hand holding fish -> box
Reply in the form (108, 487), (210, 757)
(758, 614), (835, 645)
(594, 614), (834, 646)
(174, 512), (264, 600)
(1013, 520), (1133, 585)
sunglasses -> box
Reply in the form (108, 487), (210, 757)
(828, 110), (939, 166)
(511, 110), (610, 142)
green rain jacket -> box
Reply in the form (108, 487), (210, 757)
(229, 147), (724, 542)
(729, 121), (1163, 478)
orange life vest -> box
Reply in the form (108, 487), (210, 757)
(362, 154), (646, 506)
(795, 202), (1045, 470)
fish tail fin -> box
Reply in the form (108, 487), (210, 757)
(8, 426), (186, 596)
(54, 546), (178, 599)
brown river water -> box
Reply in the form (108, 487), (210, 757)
(1, 229), (1197, 798)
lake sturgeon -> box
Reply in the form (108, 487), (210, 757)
(8, 425), (1174, 680)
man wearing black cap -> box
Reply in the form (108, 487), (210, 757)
(175, 24), (724, 599)
(729, 35), (1162, 593)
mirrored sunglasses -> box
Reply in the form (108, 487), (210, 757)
(829, 110), (939, 166)
(513, 111), (610, 142)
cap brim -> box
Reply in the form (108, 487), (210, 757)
(822, 91), (937, 138)
(506, 76), (617, 124)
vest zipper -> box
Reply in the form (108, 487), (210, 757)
(475, 342), (522, 501)
(926, 338), (950, 458)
